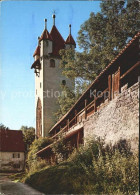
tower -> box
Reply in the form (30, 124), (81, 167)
(31, 15), (76, 137)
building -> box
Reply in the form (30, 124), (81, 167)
(36, 32), (139, 161)
(0, 129), (25, 172)
(31, 15), (76, 138)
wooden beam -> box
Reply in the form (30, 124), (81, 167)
(120, 61), (140, 80)
(77, 131), (80, 149)
(85, 99), (87, 119)
(108, 75), (111, 100)
(67, 119), (69, 131)
(75, 110), (77, 124)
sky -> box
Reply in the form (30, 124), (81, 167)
(0, 1), (101, 130)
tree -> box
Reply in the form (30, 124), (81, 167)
(20, 126), (35, 151)
(0, 123), (9, 130)
(60, 0), (139, 82)
(56, 0), (139, 120)
(55, 85), (76, 120)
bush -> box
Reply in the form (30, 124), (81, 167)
(25, 138), (139, 194)
(26, 137), (53, 169)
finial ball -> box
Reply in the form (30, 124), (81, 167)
(44, 18), (47, 22)
(69, 24), (71, 28)
(52, 14), (56, 18)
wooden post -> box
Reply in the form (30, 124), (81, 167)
(94, 97), (97, 112)
(75, 110), (77, 124)
(67, 119), (69, 131)
(85, 99), (87, 119)
(112, 74), (114, 99)
(93, 89), (97, 112)
(118, 67), (120, 93)
(108, 75), (111, 101)
(77, 131), (80, 149)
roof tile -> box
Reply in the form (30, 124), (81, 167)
(0, 129), (25, 152)
(40, 29), (53, 41)
(50, 25), (65, 56)
(65, 34), (76, 45)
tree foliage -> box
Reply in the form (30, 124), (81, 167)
(57, 0), (139, 120)
(20, 126), (35, 151)
(0, 123), (9, 130)
(60, 0), (139, 82)
(27, 137), (53, 169)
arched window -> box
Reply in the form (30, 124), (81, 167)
(50, 59), (55, 67)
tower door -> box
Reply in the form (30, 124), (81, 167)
(36, 98), (42, 138)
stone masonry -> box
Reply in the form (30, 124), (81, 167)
(84, 82), (139, 152)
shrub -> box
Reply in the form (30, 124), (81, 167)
(26, 137), (53, 169)
(25, 138), (138, 194)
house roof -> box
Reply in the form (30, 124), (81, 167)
(50, 25), (65, 56)
(33, 45), (40, 57)
(0, 129), (25, 152)
(40, 29), (53, 41)
(65, 34), (76, 46)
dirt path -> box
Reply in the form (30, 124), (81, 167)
(0, 173), (45, 195)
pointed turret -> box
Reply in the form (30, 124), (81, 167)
(65, 24), (76, 49)
(40, 19), (52, 41)
(39, 18), (53, 56)
(50, 14), (65, 56)
(33, 37), (40, 61)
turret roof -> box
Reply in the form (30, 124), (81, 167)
(65, 34), (76, 45)
(33, 45), (40, 57)
(50, 25), (65, 56)
(40, 29), (53, 41)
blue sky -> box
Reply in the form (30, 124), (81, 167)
(0, 1), (101, 130)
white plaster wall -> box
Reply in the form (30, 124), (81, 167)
(0, 152), (25, 171)
(43, 58), (74, 136)
(35, 39), (74, 137)
(65, 44), (75, 50)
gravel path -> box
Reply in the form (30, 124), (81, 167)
(0, 173), (45, 195)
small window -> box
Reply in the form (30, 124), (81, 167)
(36, 89), (37, 95)
(62, 80), (66, 85)
(13, 164), (20, 168)
(13, 153), (15, 158)
(40, 83), (41, 88)
(18, 153), (20, 158)
(50, 59), (55, 67)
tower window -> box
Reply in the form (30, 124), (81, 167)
(36, 89), (37, 95)
(62, 80), (66, 85)
(50, 59), (55, 67)
(40, 83), (41, 88)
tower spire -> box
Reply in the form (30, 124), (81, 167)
(44, 18), (47, 30)
(52, 14), (56, 26)
(69, 24), (71, 35)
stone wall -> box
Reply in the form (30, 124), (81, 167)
(84, 82), (139, 152)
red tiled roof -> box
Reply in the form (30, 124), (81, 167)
(33, 45), (40, 57)
(0, 129), (25, 152)
(40, 29), (53, 41)
(31, 58), (41, 69)
(65, 34), (76, 45)
(50, 25), (65, 56)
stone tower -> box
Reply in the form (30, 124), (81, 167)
(31, 15), (76, 138)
